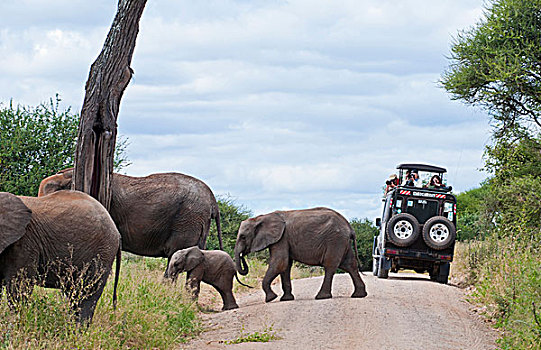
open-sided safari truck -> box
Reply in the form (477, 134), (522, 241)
(373, 163), (457, 284)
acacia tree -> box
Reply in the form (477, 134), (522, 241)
(441, 0), (541, 136)
(74, 0), (147, 209)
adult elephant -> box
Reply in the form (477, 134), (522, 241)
(38, 169), (223, 271)
(0, 190), (121, 324)
(235, 207), (367, 302)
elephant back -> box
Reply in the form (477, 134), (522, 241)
(21, 190), (121, 266)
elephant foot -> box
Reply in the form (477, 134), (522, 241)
(351, 290), (368, 298)
(315, 291), (332, 300)
(265, 291), (278, 303)
(222, 303), (239, 311)
(280, 294), (294, 301)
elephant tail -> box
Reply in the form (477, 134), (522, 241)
(112, 242), (122, 309)
(213, 203), (224, 250)
(351, 229), (365, 276)
(235, 273), (253, 288)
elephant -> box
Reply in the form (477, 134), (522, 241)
(38, 168), (223, 275)
(0, 190), (121, 324)
(235, 207), (367, 302)
(166, 247), (252, 310)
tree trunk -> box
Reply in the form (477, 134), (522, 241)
(73, 0), (147, 209)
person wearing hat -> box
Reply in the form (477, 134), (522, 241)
(385, 174), (399, 194)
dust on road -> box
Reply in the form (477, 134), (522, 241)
(181, 273), (497, 350)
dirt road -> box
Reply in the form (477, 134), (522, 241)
(182, 273), (497, 349)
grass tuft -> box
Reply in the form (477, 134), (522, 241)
(224, 324), (279, 344)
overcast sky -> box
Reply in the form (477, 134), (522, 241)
(0, 0), (491, 220)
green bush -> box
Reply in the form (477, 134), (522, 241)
(0, 96), (130, 197)
(350, 218), (378, 271)
(0, 97), (78, 196)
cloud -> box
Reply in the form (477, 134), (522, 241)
(0, 0), (489, 219)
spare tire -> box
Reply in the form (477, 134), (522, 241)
(386, 213), (420, 247)
(422, 216), (456, 250)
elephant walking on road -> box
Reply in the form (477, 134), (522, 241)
(235, 207), (367, 302)
(0, 190), (121, 324)
(38, 169), (223, 275)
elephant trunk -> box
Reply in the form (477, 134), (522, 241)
(235, 251), (249, 276)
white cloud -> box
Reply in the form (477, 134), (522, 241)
(0, 0), (490, 220)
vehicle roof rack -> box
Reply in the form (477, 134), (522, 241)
(396, 163), (447, 173)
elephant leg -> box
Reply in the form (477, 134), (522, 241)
(339, 249), (368, 298)
(262, 268), (280, 303)
(263, 245), (289, 303)
(315, 268), (335, 300)
(5, 266), (36, 309)
(164, 256), (172, 279)
(280, 259), (294, 301)
(75, 272), (109, 325)
(6, 276), (35, 309)
(185, 271), (202, 301)
(217, 286), (239, 311)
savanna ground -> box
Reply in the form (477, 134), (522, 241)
(0, 255), (322, 349)
(1, 246), (503, 350)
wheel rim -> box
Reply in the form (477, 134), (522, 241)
(429, 223), (449, 242)
(393, 220), (413, 239)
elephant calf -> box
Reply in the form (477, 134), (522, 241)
(0, 191), (121, 324)
(166, 247), (251, 311)
(235, 207), (367, 302)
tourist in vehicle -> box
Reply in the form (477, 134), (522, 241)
(428, 174), (443, 189)
(385, 174), (399, 194)
(404, 169), (421, 187)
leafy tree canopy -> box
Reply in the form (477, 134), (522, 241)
(0, 96), (130, 197)
(441, 0), (541, 135)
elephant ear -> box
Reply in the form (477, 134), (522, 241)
(184, 247), (205, 271)
(251, 212), (286, 253)
(0, 192), (32, 254)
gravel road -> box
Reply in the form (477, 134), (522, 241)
(181, 272), (497, 350)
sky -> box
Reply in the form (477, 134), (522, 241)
(0, 0), (492, 220)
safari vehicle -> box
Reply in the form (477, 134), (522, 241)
(373, 163), (457, 284)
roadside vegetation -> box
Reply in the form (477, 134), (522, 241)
(443, 0), (541, 347)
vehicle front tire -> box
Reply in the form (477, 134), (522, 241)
(386, 213), (420, 247)
(422, 216), (456, 250)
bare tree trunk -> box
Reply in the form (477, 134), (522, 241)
(73, 0), (147, 209)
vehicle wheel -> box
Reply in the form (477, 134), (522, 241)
(422, 216), (456, 250)
(377, 257), (389, 279)
(386, 213), (420, 247)
(372, 258), (379, 276)
(436, 272), (449, 284)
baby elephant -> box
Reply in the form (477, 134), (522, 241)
(166, 247), (251, 311)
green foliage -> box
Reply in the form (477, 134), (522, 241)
(207, 195), (252, 255)
(441, 0), (541, 134)
(456, 237), (541, 349)
(451, 134), (541, 348)
(455, 183), (495, 241)
(484, 133), (541, 238)
(350, 218), (378, 270)
(225, 325), (279, 344)
(0, 97), (78, 196)
(0, 96), (130, 197)
(0, 257), (199, 349)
